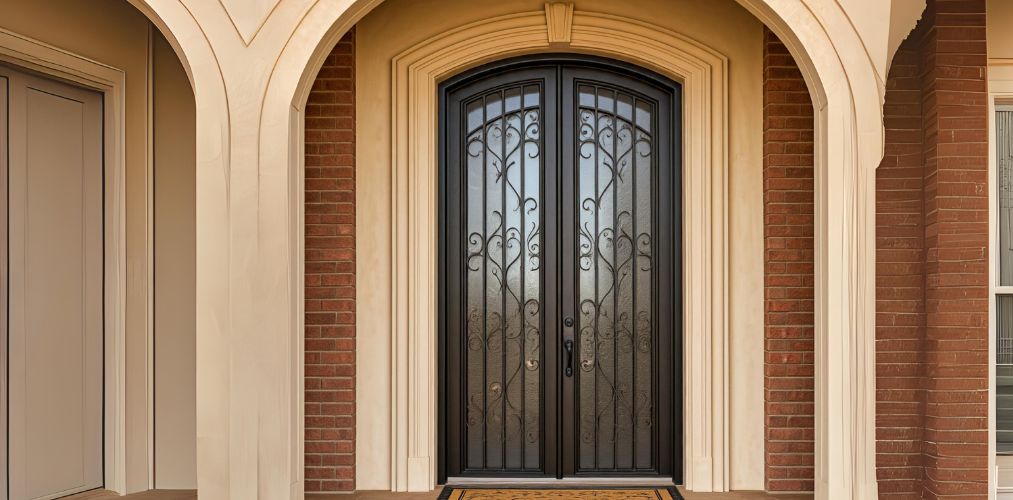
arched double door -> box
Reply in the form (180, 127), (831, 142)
(439, 56), (682, 481)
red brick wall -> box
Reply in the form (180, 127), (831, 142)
(918, 0), (989, 496)
(762, 27), (815, 493)
(304, 30), (356, 493)
(876, 32), (928, 499)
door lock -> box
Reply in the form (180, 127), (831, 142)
(563, 317), (574, 328)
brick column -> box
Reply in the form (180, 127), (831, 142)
(919, 0), (989, 496)
(876, 34), (927, 499)
(304, 30), (356, 493)
(762, 27), (816, 493)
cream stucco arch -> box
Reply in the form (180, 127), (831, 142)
(735, 2), (884, 498)
(111, 0), (920, 498)
(122, 1), (238, 498)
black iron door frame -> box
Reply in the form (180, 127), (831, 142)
(438, 54), (682, 483)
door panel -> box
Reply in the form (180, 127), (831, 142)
(442, 57), (680, 481)
(4, 66), (104, 500)
(463, 85), (544, 471)
(568, 79), (664, 473)
(445, 67), (559, 476)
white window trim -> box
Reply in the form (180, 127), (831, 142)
(987, 78), (1013, 497)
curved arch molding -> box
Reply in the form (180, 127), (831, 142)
(389, 7), (729, 492)
(735, 1), (884, 498)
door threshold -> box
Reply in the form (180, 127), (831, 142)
(446, 477), (676, 487)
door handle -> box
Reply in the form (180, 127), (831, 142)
(564, 339), (574, 377)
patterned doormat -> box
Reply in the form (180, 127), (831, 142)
(437, 486), (683, 500)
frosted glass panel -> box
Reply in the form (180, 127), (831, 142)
(574, 84), (654, 471)
(464, 85), (543, 471)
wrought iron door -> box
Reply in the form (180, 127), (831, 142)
(440, 56), (681, 481)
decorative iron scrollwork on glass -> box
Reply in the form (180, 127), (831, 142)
(575, 84), (655, 471)
(463, 85), (543, 471)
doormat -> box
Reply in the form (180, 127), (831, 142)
(437, 486), (683, 500)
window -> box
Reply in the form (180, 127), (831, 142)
(996, 106), (1013, 453)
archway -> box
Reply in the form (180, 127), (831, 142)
(116, 0), (914, 497)
(286, 1), (880, 497)
(287, 0), (879, 495)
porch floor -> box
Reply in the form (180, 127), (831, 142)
(70, 487), (814, 499)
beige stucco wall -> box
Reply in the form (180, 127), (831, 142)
(355, 0), (765, 489)
(987, 0), (1013, 88)
(0, 0), (196, 491)
(153, 31), (198, 490)
(988, 0), (1013, 61)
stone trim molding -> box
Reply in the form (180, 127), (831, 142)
(544, 3), (573, 45)
(389, 6), (730, 491)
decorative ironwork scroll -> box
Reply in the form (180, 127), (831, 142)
(463, 85), (543, 471)
(574, 84), (655, 471)
(447, 62), (674, 478)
